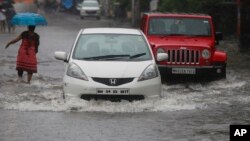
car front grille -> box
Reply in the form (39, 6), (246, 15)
(86, 11), (97, 14)
(166, 49), (200, 64)
(92, 78), (134, 86)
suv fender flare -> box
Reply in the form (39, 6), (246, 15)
(212, 51), (227, 63)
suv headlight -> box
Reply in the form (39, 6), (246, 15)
(67, 63), (88, 81)
(138, 64), (159, 81)
(202, 49), (211, 59)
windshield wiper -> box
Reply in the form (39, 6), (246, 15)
(161, 34), (210, 38)
(188, 35), (210, 37)
(80, 53), (146, 60)
(130, 53), (146, 59)
(81, 55), (130, 60)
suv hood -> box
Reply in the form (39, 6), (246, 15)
(72, 60), (154, 78)
(148, 36), (214, 48)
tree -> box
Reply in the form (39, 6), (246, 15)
(158, 0), (224, 14)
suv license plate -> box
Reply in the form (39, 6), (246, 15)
(96, 89), (130, 95)
(172, 68), (196, 74)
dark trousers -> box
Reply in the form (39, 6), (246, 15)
(18, 70), (23, 77)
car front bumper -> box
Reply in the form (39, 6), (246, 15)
(63, 75), (162, 99)
(80, 10), (100, 17)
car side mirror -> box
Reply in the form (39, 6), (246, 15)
(54, 51), (68, 62)
(77, 4), (81, 10)
(157, 53), (168, 61)
(215, 32), (223, 45)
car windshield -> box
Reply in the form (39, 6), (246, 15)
(149, 17), (212, 36)
(73, 34), (152, 61)
(82, 2), (99, 7)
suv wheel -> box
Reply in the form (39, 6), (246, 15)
(220, 65), (226, 79)
(216, 64), (226, 79)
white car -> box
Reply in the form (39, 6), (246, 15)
(55, 28), (168, 100)
(78, 0), (101, 20)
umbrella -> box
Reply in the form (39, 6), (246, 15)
(11, 12), (48, 26)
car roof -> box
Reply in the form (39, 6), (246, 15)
(81, 28), (142, 35)
(143, 12), (211, 19)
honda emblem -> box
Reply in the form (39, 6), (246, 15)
(109, 78), (117, 85)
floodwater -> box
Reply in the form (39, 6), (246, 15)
(0, 7), (250, 141)
(0, 72), (248, 113)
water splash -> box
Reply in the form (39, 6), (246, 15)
(0, 71), (248, 113)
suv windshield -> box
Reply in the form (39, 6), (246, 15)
(73, 34), (152, 61)
(149, 17), (211, 36)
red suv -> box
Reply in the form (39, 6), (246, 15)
(140, 13), (227, 80)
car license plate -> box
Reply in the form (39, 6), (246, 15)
(172, 68), (196, 74)
(96, 89), (130, 95)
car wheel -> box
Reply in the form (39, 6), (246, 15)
(220, 64), (226, 79)
(160, 73), (167, 84)
(81, 16), (84, 19)
(96, 16), (100, 20)
(215, 64), (226, 79)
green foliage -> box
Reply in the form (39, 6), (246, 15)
(140, 0), (151, 11)
(115, 0), (150, 11)
(158, 0), (225, 14)
(158, 0), (188, 12)
(115, 0), (131, 10)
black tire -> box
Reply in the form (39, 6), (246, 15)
(96, 16), (100, 20)
(80, 16), (84, 19)
(158, 67), (167, 84)
(220, 65), (226, 79)
(160, 73), (166, 84)
(216, 64), (226, 79)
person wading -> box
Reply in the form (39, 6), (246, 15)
(5, 25), (40, 84)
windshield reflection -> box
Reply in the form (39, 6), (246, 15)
(149, 17), (211, 36)
(73, 34), (151, 61)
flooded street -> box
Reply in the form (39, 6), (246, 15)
(0, 9), (250, 141)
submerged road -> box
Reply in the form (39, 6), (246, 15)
(0, 7), (250, 141)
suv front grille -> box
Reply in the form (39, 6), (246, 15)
(167, 49), (200, 64)
(92, 78), (134, 86)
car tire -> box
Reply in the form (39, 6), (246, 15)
(96, 16), (100, 20)
(160, 73), (167, 84)
(215, 64), (226, 79)
(220, 64), (226, 79)
(81, 16), (84, 19)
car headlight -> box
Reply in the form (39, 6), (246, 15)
(138, 64), (159, 81)
(67, 63), (88, 81)
(81, 9), (86, 13)
(202, 49), (211, 59)
(157, 48), (165, 53)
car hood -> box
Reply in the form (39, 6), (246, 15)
(148, 36), (214, 48)
(72, 60), (154, 78)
